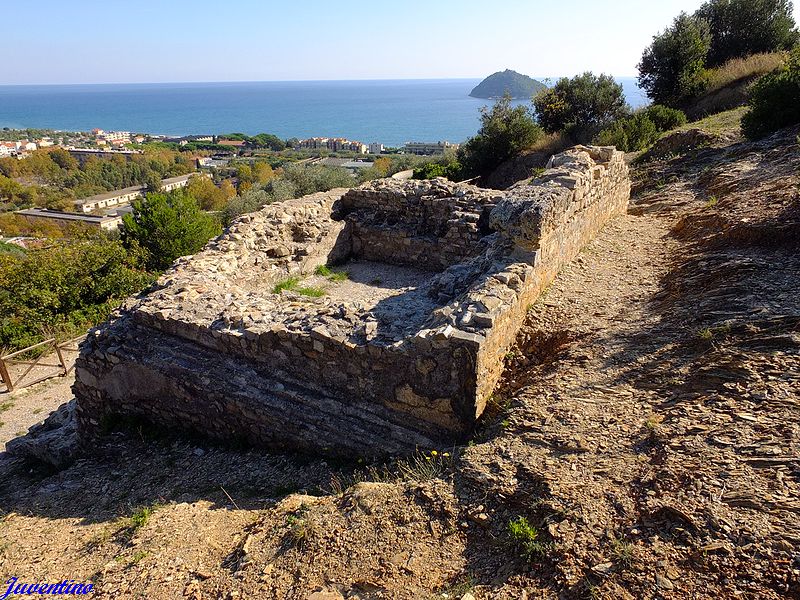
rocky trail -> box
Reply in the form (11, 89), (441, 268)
(0, 122), (798, 599)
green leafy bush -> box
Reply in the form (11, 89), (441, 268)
(742, 47), (800, 138)
(507, 516), (551, 560)
(223, 164), (355, 223)
(595, 106), (687, 152)
(533, 73), (628, 142)
(596, 113), (658, 152)
(638, 13), (712, 107)
(457, 94), (543, 178)
(121, 189), (222, 272)
(0, 237), (153, 351)
(412, 158), (463, 181)
(644, 105), (688, 131)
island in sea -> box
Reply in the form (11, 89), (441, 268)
(469, 69), (547, 99)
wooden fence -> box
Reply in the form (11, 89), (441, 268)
(0, 336), (84, 393)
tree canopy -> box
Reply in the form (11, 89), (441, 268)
(0, 236), (152, 351)
(121, 190), (222, 271)
(533, 73), (628, 142)
(697, 0), (799, 67)
(457, 94), (543, 178)
(638, 0), (799, 106)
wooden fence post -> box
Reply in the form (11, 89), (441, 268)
(54, 342), (68, 377)
(0, 358), (13, 392)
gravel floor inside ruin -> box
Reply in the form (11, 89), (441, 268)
(299, 259), (441, 333)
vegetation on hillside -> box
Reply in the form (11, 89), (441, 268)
(697, 0), (798, 67)
(469, 69), (547, 99)
(456, 95), (543, 179)
(742, 46), (800, 138)
(0, 146), (194, 212)
(595, 105), (687, 152)
(533, 73), (628, 143)
(638, 0), (798, 108)
(222, 164), (356, 223)
(121, 190), (222, 272)
(0, 236), (153, 351)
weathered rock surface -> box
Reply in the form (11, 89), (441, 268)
(72, 146), (630, 455)
(6, 400), (79, 467)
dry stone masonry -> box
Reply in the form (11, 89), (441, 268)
(73, 146), (630, 455)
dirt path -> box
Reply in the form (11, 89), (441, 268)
(0, 126), (797, 599)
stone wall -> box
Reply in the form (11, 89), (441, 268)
(73, 145), (630, 455)
(338, 179), (502, 271)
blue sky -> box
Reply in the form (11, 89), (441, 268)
(4, 0), (798, 84)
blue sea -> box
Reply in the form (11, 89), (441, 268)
(0, 78), (647, 147)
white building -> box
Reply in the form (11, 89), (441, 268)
(404, 141), (459, 155)
(74, 173), (202, 213)
(295, 137), (367, 154)
(0, 142), (16, 157)
(94, 130), (131, 146)
(17, 208), (124, 231)
(368, 142), (384, 154)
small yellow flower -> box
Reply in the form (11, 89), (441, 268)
(443, 452), (450, 457)
(431, 450), (438, 456)
(425, 456), (431, 461)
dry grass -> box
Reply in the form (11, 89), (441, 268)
(705, 52), (787, 93)
(526, 132), (571, 156)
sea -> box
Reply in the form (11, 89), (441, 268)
(0, 78), (647, 148)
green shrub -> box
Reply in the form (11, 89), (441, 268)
(533, 73), (628, 142)
(742, 47), (800, 138)
(0, 236), (153, 351)
(644, 104), (688, 130)
(595, 105), (686, 152)
(412, 159), (463, 181)
(639, 1), (798, 108)
(121, 189), (222, 272)
(507, 516), (551, 560)
(457, 94), (543, 178)
(222, 164), (356, 223)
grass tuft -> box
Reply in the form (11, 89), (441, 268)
(611, 537), (635, 569)
(507, 516), (552, 560)
(273, 276), (326, 298)
(127, 505), (157, 532)
(314, 264), (348, 282)
(296, 286), (326, 298)
(273, 277), (300, 294)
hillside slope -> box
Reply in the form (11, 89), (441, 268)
(0, 120), (798, 599)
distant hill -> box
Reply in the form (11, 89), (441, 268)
(469, 69), (547, 99)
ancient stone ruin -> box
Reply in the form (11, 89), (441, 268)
(73, 146), (630, 455)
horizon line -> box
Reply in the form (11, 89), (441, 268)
(1, 75), (642, 87)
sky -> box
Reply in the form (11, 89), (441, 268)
(3, 0), (798, 85)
